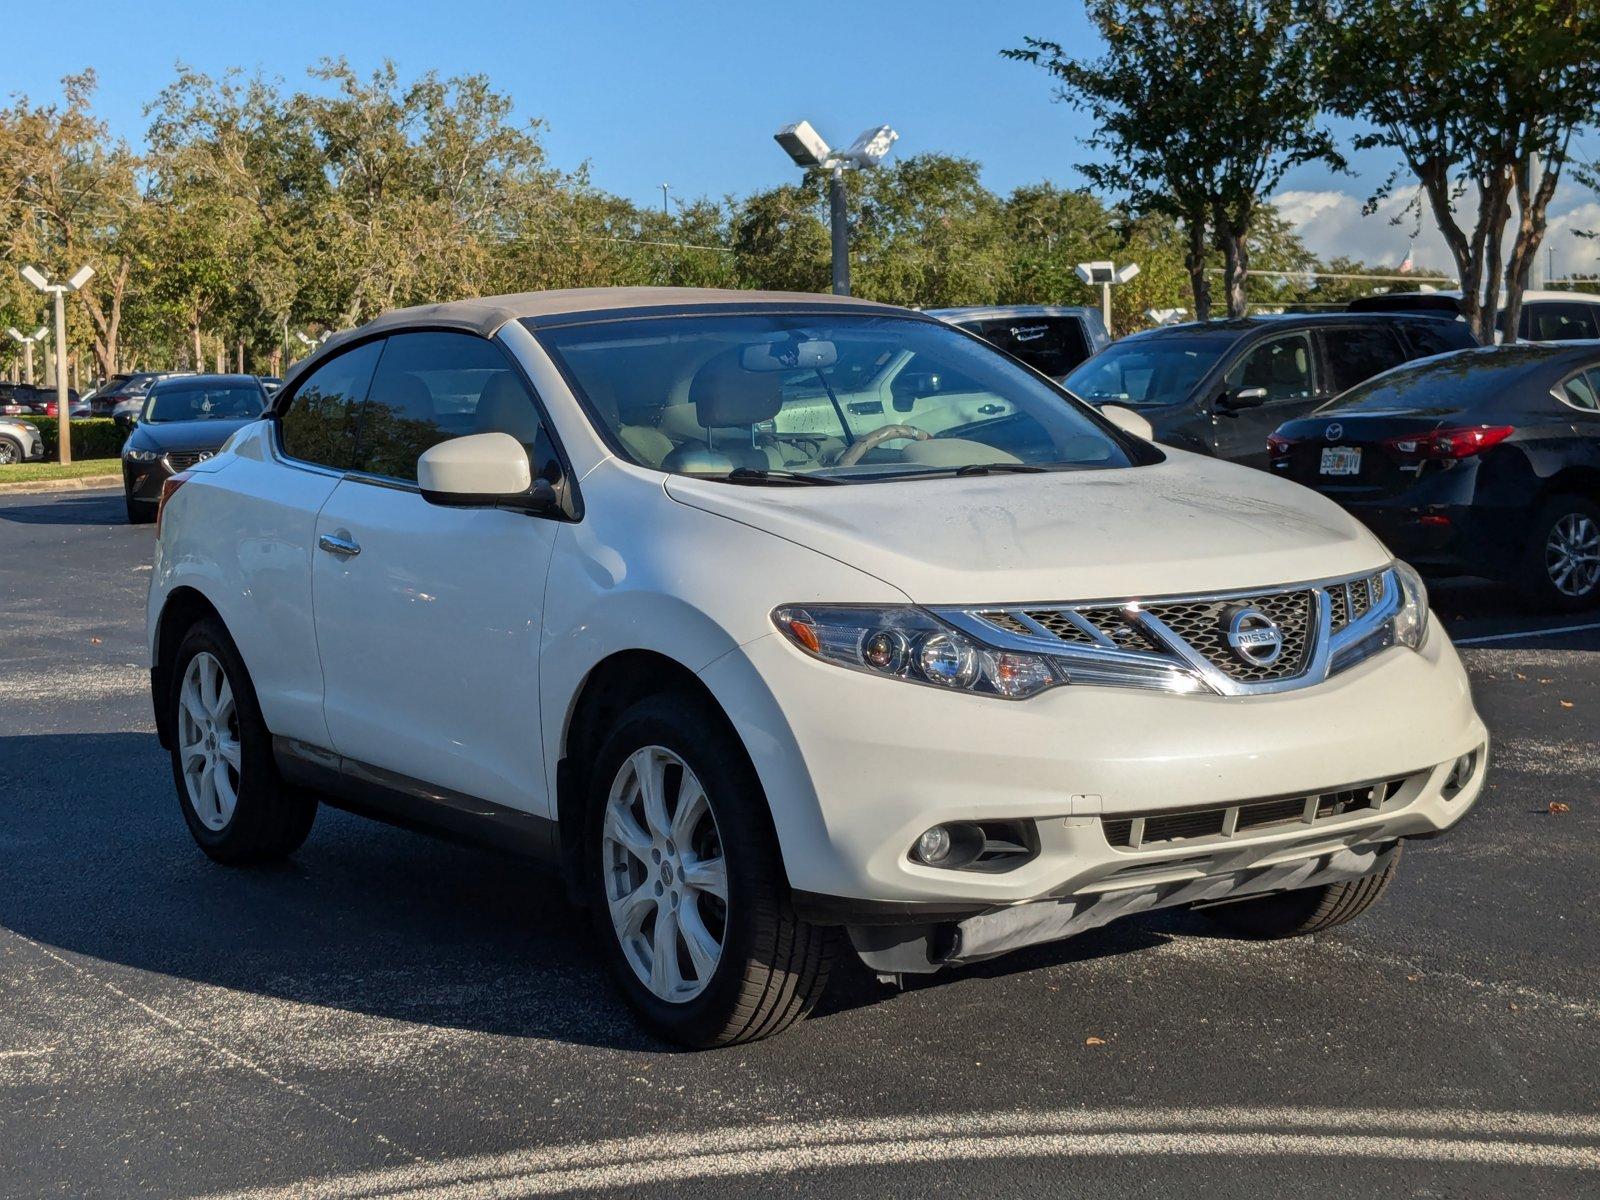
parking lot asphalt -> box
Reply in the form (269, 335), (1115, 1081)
(1, 487), (1598, 1198)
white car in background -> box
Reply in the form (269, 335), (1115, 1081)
(146, 288), (1488, 1046)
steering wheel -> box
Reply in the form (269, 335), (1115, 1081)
(834, 423), (931, 467)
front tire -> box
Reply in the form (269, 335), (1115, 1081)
(0, 436), (21, 465)
(126, 494), (156, 524)
(1519, 496), (1600, 611)
(168, 618), (316, 863)
(586, 693), (832, 1047)
(1203, 845), (1400, 939)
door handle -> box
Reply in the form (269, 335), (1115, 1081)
(318, 532), (361, 558)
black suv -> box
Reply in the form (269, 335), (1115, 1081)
(1061, 314), (1477, 467)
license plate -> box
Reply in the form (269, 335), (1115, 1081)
(1320, 446), (1362, 476)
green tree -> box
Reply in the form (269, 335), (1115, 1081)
(1008, 0), (1341, 319)
(1317, 0), (1600, 342)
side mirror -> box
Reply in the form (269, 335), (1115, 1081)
(1100, 404), (1153, 440)
(418, 432), (555, 512)
(1218, 386), (1268, 413)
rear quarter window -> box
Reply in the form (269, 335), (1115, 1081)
(1400, 320), (1477, 359)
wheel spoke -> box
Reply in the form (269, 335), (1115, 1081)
(216, 736), (241, 771)
(677, 900), (721, 982)
(636, 750), (671, 840)
(650, 904), (682, 995)
(210, 759), (237, 823)
(181, 690), (209, 731)
(179, 736), (207, 766)
(681, 853), (727, 902)
(609, 879), (655, 937)
(603, 801), (652, 862)
(670, 777), (707, 847)
(213, 677), (235, 726)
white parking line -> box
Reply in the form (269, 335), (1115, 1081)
(1454, 620), (1600, 646)
(197, 1106), (1600, 1199)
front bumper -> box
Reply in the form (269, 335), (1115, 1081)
(700, 620), (1487, 922)
(123, 458), (170, 503)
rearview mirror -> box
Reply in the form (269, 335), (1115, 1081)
(418, 432), (554, 512)
(1100, 404), (1153, 440)
(740, 339), (838, 373)
(1218, 386), (1268, 413)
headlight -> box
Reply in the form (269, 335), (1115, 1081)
(1392, 559), (1429, 650)
(124, 448), (162, 462)
(772, 605), (1061, 699)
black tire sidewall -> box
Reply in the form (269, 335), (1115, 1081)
(0, 436), (20, 465)
(1522, 496), (1600, 612)
(168, 619), (284, 859)
(584, 695), (777, 1046)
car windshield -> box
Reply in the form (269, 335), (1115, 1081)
(533, 312), (1143, 482)
(142, 382), (263, 423)
(1061, 333), (1238, 407)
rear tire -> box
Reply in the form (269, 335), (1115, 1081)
(586, 692), (832, 1047)
(168, 618), (316, 863)
(1202, 845), (1401, 939)
(1519, 496), (1600, 612)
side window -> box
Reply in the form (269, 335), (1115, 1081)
(1401, 320), (1476, 359)
(1226, 333), (1314, 402)
(1556, 369), (1600, 413)
(354, 330), (553, 483)
(1526, 302), (1599, 342)
(280, 340), (383, 470)
(1319, 325), (1409, 394)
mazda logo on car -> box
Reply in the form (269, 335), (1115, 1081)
(1325, 422), (1344, 441)
(1222, 605), (1284, 666)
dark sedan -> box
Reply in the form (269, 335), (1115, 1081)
(121, 374), (266, 524)
(1269, 343), (1600, 609)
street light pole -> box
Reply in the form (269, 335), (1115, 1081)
(22, 264), (95, 465)
(775, 121), (898, 300)
(829, 168), (850, 296)
(7, 327), (45, 386)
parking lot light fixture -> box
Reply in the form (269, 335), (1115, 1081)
(22, 264), (95, 464)
(1075, 260), (1141, 331)
(774, 119), (900, 297)
(7, 326), (46, 386)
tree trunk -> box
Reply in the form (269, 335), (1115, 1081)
(1216, 224), (1250, 318)
(236, 339), (245, 374)
(190, 319), (202, 371)
(1185, 211), (1212, 322)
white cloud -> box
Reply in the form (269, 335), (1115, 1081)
(1272, 185), (1600, 280)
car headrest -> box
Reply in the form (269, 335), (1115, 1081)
(376, 372), (436, 422)
(690, 351), (782, 428)
(474, 373), (541, 444)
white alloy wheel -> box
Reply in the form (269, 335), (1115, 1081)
(1546, 511), (1600, 598)
(601, 745), (728, 1003)
(177, 650), (242, 831)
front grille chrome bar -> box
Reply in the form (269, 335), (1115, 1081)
(935, 566), (1401, 698)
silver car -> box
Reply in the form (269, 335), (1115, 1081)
(0, 417), (45, 465)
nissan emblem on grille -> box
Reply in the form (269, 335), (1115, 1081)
(1221, 604), (1284, 666)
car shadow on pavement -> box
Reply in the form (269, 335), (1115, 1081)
(0, 492), (127, 527)
(2, 731), (1175, 1052)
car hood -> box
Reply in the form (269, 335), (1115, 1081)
(662, 451), (1389, 603)
(127, 417), (260, 452)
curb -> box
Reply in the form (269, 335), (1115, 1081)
(0, 473), (121, 496)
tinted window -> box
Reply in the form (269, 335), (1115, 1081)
(1063, 332), (1238, 407)
(280, 340), (382, 470)
(1557, 369), (1600, 412)
(1320, 325), (1408, 394)
(536, 313), (1140, 481)
(960, 317), (1091, 379)
(1319, 347), (1555, 416)
(355, 331), (549, 483)
(1226, 333), (1314, 402)
(1525, 302), (1599, 342)
(143, 381), (264, 423)
(1401, 320), (1477, 359)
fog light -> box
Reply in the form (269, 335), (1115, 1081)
(1442, 750), (1478, 799)
(914, 825), (953, 864)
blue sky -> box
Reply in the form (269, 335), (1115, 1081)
(10, 0), (1600, 275)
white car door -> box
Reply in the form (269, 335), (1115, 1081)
(311, 330), (563, 817)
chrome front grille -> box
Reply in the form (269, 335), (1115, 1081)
(1101, 775), (1413, 850)
(943, 566), (1398, 698)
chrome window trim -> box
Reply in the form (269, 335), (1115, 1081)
(935, 566), (1402, 698)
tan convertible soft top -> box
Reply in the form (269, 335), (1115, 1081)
(283, 287), (907, 393)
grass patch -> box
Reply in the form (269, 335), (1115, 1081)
(0, 458), (122, 485)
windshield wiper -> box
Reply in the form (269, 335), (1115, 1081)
(716, 467), (843, 486)
(952, 463), (1048, 476)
